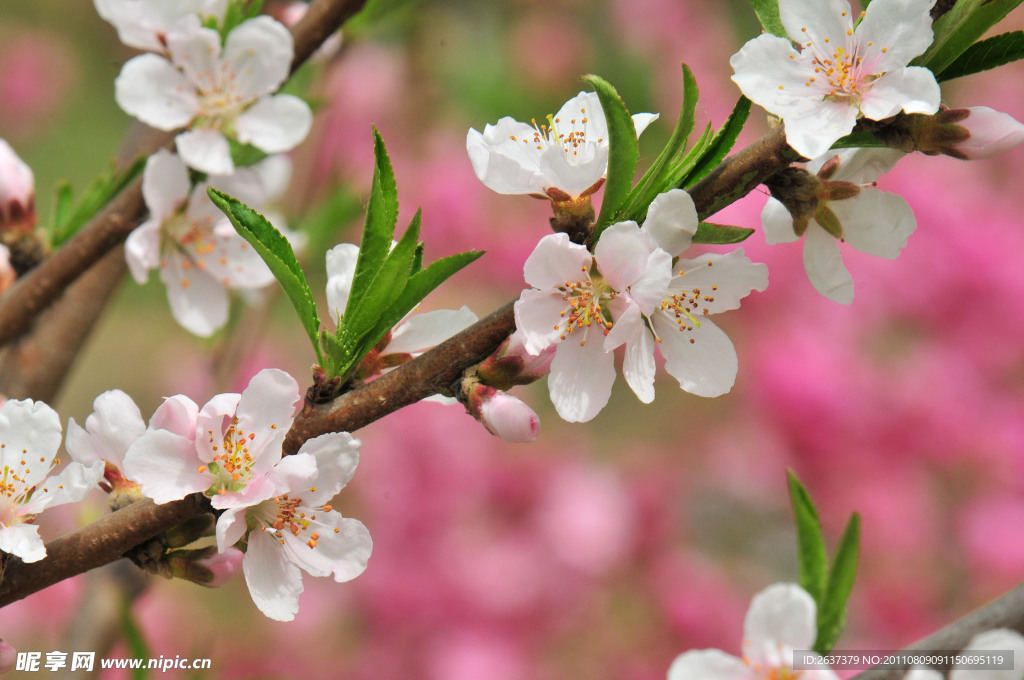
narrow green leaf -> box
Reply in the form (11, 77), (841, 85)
(938, 30), (1024, 81)
(581, 74), (640, 245)
(829, 129), (889, 149)
(53, 182), (72, 232)
(119, 595), (152, 680)
(411, 242), (424, 276)
(913, 0), (1024, 76)
(814, 513), (861, 653)
(679, 96), (751, 189)
(50, 156), (146, 247)
(787, 470), (828, 604)
(346, 129), (400, 319)
(747, 0), (787, 37)
(339, 210), (421, 354)
(368, 250), (484, 348)
(624, 64), (699, 222)
(208, 188), (323, 365)
(692, 222), (755, 244)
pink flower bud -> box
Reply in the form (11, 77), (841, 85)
(475, 387), (540, 443)
(0, 639), (15, 675)
(0, 139), (35, 231)
(199, 548), (244, 587)
(476, 332), (556, 390)
(953, 107), (1024, 160)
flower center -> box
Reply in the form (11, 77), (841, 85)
(794, 15), (887, 105)
(204, 417), (258, 494)
(0, 444), (56, 525)
(508, 109), (603, 165)
(656, 263), (720, 345)
(260, 495), (336, 550)
(554, 270), (616, 346)
(190, 56), (255, 129)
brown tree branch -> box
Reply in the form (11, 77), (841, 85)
(850, 584), (1024, 680)
(0, 0), (369, 350)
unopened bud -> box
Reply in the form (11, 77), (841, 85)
(911, 107), (1024, 160)
(0, 140), (35, 233)
(0, 639), (15, 675)
(167, 546), (243, 587)
(476, 332), (555, 390)
(464, 380), (539, 443)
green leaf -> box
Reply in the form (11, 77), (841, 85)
(814, 513), (861, 653)
(938, 30), (1024, 81)
(119, 595), (152, 680)
(679, 96), (751, 191)
(623, 64), (699, 222)
(338, 210), (421, 356)
(368, 250), (485, 345)
(581, 74), (640, 245)
(346, 129), (400, 319)
(227, 138), (269, 168)
(787, 471), (828, 604)
(692, 222), (755, 244)
(208, 188), (323, 365)
(50, 156), (146, 247)
(913, 0), (1024, 76)
(747, 0), (787, 37)
(829, 129), (890, 149)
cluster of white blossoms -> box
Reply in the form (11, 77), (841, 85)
(97, 0), (313, 337)
(514, 190), (768, 423)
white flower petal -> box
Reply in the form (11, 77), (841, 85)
(743, 583), (818, 667)
(860, 66), (940, 120)
(0, 399), (62, 490)
(235, 95), (313, 154)
(606, 304), (656, 404)
(166, 22), (222, 87)
(548, 326), (616, 423)
(114, 54), (196, 130)
(808, 147), (904, 184)
(215, 506), (249, 553)
(631, 112), (660, 137)
(149, 395), (199, 440)
(803, 222), (854, 304)
(65, 390), (146, 468)
(0, 524), (46, 563)
(856, 0), (935, 70)
(831, 189), (915, 259)
(761, 198), (801, 245)
(778, 0), (852, 52)
(626, 247), (673, 313)
(641, 189), (698, 256)
(523, 233), (592, 291)
(195, 223), (276, 289)
(385, 306), (478, 355)
(514, 288), (572, 355)
(28, 460), (105, 511)
(233, 368), (301, 476)
(244, 529), (304, 621)
(730, 35), (821, 117)
(667, 650), (753, 680)
(782, 100), (859, 160)
(123, 429), (210, 503)
(161, 254), (229, 337)
(125, 221), (161, 283)
(325, 242), (361, 319)
(671, 249), (769, 314)
(594, 221), (649, 292)
(222, 16), (293, 100)
(176, 128), (234, 175)
(950, 630), (1024, 680)
(538, 142), (608, 197)
(298, 432), (362, 499)
(466, 121), (547, 195)
(654, 314), (738, 397)
(142, 150), (190, 221)
(283, 514), (371, 582)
